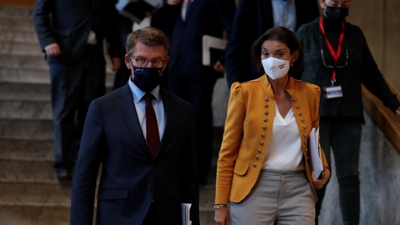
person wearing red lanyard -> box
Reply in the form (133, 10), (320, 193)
(296, 0), (400, 224)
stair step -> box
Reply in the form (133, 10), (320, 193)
(0, 118), (53, 139)
(0, 42), (43, 56)
(0, 82), (50, 101)
(0, 55), (48, 70)
(0, 137), (53, 160)
(0, 100), (52, 119)
(0, 19), (35, 33)
(0, 68), (50, 84)
(0, 204), (70, 225)
(0, 181), (72, 205)
(0, 159), (57, 181)
(0, 6), (34, 20)
(0, 31), (39, 44)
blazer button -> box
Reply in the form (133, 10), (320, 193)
(255, 155), (259, 160)
(298, 112), (302, 116)
(265, 97), (269, 102)
(293, 97), (297, 102)
(258, 149), (262, 153)
(263, 126), (267, 130)
(303, 125), (307, 129)
(264, 104), (269, 108)
(306, 148), (308, 152)
(301, 118), (305, 122)
(304, 141), (308, 145)
(260, 141), (264, 145)
(253, 163), (257, 167)
(303, 133), (308, 138)
(261, 133), (265, 138)
(296, 104), (300, 109)
(264, 111), (268, 115)
(264, 118), (268, 122)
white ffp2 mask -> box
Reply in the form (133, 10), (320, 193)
(261, 57), (290, 80)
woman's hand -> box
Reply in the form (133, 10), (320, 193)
(214, 206), (230, 225)
(312, 169), (330, 189)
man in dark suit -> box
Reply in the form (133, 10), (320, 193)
(70, 27), (199, 225)
(225, 0), (320, 87)
(33, 0), (123, 181)
(165, 0), (236, 185)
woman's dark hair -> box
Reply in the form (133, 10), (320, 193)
(250, 26), (304, 78)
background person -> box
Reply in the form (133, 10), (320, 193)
(224, 0), (320, 88)
(70, 27), (199, 225)
(296, 0), (400, 224)
(33, 0), (122, 181)
(214, 27), (330, 225)
(164, 0), (236, 185)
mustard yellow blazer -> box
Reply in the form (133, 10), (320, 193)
(215, 75), (329, 204)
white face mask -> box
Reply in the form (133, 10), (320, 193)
(261, 57), (291, 80)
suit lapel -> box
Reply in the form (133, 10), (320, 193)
(118, 84), (149, 156)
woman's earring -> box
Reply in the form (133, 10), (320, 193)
(291, 63), (294, 67)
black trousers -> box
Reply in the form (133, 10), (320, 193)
(50, 44), (106, 171)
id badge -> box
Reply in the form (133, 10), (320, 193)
(324, 86), (343, 99)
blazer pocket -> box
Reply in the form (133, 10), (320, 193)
(233, 158), (249, 176)
(98, 188), (129, 200)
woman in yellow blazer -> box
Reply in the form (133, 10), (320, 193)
(214, 27), (330, 225)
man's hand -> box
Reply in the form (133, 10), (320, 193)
(112, 57), (121, 71)
(214, 206), (229, 225)
(312, 169), (330, 190)
(44, 43), (61, 58)
(213, 61), (226, 73)
(166, 0), (183, 5)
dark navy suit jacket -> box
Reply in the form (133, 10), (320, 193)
(225, 0), (320, 87)
(166, 0), (236, 80)
(70, 84), (199, 225)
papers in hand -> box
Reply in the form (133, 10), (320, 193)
(181, 203), (192, 225)
(310, 127), (323, 179)
(116, 0), (163, 23)
(202, 35), (227, 66)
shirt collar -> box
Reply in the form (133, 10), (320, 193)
(128, 78), (161, 103)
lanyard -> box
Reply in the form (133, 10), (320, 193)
(319, 16), (345, 86)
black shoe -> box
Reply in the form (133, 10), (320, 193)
(57, 169), (73, 182)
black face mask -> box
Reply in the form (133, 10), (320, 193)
(325, 5), (349, 22)
(132, 66), (163, 92)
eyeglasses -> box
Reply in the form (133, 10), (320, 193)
(319, 33), (349, 69)
(320, 48), (348, 69)
(131, 56), (165, 68)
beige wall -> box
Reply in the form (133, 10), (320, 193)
(346, 0), (400, 91)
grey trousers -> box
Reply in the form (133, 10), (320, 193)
(230, 170), (316, 225)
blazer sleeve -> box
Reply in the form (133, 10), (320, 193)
(225, 0), (255, 87)
(214, 0), (236, 66)
(70, 100), (105, 225)
(215, 82), (246, 204)
(33, 0), (57, 51)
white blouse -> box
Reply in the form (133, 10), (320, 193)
(262, 104), (305, 171)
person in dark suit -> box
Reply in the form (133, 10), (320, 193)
(165, 0), (236, 185)
(225, 0), (320, 88)
(33, 0), (123, 181)
(70, 27), (199, 225)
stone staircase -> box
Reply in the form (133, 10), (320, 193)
(0, 5), (218, 225)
